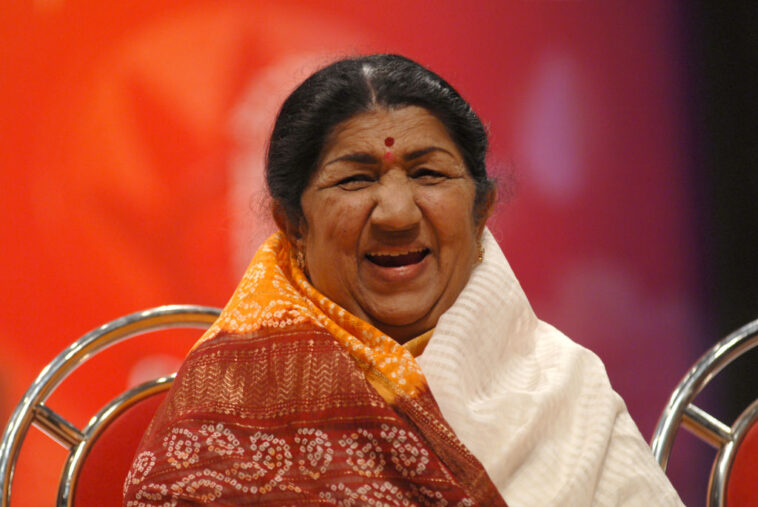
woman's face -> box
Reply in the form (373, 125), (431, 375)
(297, 106), (485, 342)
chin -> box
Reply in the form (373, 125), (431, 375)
(370, 310), (434, 339)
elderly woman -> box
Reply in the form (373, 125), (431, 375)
(123, 54), (681, 505)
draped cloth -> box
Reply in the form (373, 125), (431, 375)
(124, 229), (683, 506)
(123, 231), (505, 506)
(420, 230), (683, 505)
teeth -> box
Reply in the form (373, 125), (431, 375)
(369, 248), (425, 257)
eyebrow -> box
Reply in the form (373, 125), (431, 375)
(403, 146), (454, 161)
(324, 146), (454, 166)
(325, 152), (379, 166)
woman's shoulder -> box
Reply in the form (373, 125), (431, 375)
(170, 325), (380, 417)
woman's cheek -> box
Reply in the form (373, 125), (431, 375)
(335, 194), (371, 229)
(419, 185), (475, 227)
(309, 196), (363, 252)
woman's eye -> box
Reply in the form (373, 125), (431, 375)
(412, 168), (447, 184)
(336, 174), (374, 190)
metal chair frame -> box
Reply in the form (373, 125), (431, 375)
(0, 305), (221, 506)
(651, 318), (758, 506)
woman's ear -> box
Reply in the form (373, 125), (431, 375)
(272, 202), (304, 247)
(476, 187), (497, 237)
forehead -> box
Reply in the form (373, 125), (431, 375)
(324, 106), (457, 154)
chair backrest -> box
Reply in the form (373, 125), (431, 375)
(651, 319), (758, 507)
(0, 305), (221, 506)
(70, 380), (171, 506)
(725, 401), (758, 507)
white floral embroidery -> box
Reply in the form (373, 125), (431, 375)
(163, 427), (201, 469)
(198, 422), (243, 457)
(127, 482), (176, 506)
(226, 460), (266, 483)
(294, 427), (334, 478)
(249, 431), (293, 474)
(223, 431), (296, 494)
(338, 428), (386, 477)
(408, 483), (452, 506)
(320, 480), (413, 506)
(169, 469), (228, 503)
(123, 450), (156, 495)
(380, 424), (430, 478)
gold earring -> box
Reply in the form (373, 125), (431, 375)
(477, 241), (484, 264)
(296, 249), (306, 272)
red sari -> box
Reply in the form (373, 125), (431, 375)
(123, 233), (505, 506)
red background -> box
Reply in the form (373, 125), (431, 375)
(0, 1), (712, 504)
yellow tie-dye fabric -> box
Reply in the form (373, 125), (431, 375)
(403, 328), (434, 357)
(194, 231), (427, 397)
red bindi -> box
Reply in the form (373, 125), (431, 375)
(384, 137), (394, 147)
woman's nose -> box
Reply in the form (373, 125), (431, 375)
(370, 174), (422, 231)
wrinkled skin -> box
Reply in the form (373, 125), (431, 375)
(289, 106), (489, 342)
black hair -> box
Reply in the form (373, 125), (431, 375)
(266, 54), (494, 227)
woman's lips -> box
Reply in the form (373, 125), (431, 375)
(366, 248), (430, 268)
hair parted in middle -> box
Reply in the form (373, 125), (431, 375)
(265, 53), (494, 228)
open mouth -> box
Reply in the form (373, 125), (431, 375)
(366, 248), (430, 268)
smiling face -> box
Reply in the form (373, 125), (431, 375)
(295, 106), (486, 342)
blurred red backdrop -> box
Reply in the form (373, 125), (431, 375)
(0, 1), (709, 504)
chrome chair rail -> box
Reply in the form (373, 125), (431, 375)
(58, 375), (175, 506)
(650, 318), (758, 506)
(0, 304), (221, 506)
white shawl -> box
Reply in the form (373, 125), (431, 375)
(418, 229), (683, 506)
